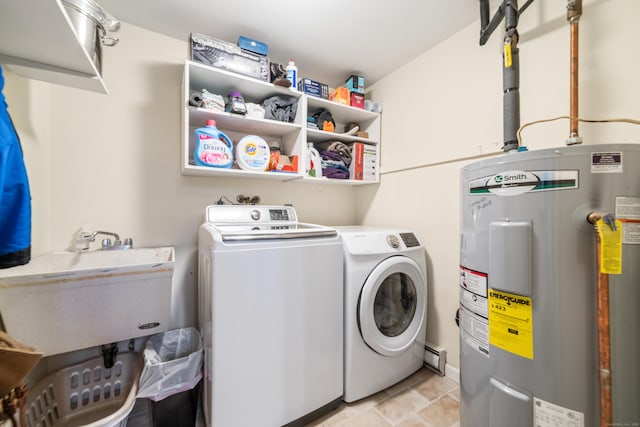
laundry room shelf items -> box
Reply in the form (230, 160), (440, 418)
(181, 60), (381, 184)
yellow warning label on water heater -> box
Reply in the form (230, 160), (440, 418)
(488, 289), (533, 359)
(596, 218), (623, 274)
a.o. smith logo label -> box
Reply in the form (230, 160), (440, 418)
(469, 170), (578, 196)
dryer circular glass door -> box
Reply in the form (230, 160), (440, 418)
(358, 256), (426, 356)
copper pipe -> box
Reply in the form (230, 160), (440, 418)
(594, 229), (613, 427)
(587, 212), (603, 225)
(570, 21), (579, 135)
(589, 213), (613, 426)
(567, 0), (583, 144)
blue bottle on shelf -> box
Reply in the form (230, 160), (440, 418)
(193, 120), (234, 168)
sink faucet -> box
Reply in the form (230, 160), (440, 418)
(90, 231), (121, 245)
(75, 230), (133, 251)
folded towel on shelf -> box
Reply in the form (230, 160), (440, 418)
(323, 167), (349, 179)
(320, 150), (349, 179)
(315, 141), (352, 166)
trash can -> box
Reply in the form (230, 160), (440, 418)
(136, 327), (203, 427)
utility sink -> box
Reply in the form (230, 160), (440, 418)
(0, 247), (174, 282)
(0, 247), (174, 356)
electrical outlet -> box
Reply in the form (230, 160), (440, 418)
(236, 194), (261, 205)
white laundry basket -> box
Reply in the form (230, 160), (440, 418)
(24, 352), (142, 427)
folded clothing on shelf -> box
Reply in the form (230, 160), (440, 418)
(315, 141), (352, 166)
(320, 150), (349, 179)
(262, 95), (298, 123)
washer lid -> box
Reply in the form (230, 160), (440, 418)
(212, 223), (337, 241)
(204, 205), (337, 241)
(358, 256), (426, 356)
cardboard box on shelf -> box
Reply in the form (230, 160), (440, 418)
(278, 154), (298, 173)
(190, 33), (270, 81)
(362, 144), (377, 181)
(344, 75), (364, 94)
(329, 87), (350, 106)
(298, 78), (329, 99)
(350, 142), (364, 180)
(237, 36), (268, 56)
(349, 142), (377, 181)
(350, 92), (365, 109)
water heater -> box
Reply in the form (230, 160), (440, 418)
(459, 143), (639, 426)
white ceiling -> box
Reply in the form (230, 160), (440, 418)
(97, 0), (486, 87)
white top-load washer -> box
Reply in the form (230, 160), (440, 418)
(336, 226), (427, 403)
(198, 205), (343, 427)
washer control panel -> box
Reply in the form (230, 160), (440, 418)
(386, 235), (400, 248)
(268, 208), (291, 221)
(337, 228), (423, 254)
(400, 232), (420, 248)
(386, 233), (420, 249)
(207, 205), (298, 224)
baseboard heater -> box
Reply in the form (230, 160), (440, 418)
(424, 342), (446, 376)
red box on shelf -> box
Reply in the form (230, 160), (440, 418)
(350, 143), (364, 180)
(350, 92), (365, 109)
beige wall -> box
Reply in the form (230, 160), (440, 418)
(359, 0), (640, 370)
(5, 0), (640, 371)
(4, 24), (358, 329)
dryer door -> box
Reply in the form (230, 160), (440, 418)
(358, 256), (426, 356)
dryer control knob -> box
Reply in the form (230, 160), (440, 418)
(251, 209), (261, 221)
(386, 234), (400, 249)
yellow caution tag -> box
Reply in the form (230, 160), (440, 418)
(504, 42), (513, 68)
(489, 289), (533, 359)
(596, 218), (623, 274)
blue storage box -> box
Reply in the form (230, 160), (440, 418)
(238, 36), (269, 56)
(344, 75), (364, 94)
(298, 77), (329, 99)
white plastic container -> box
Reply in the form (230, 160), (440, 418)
(306, 142), (322, 178)
(235, 135), (270, 171)
(286, 60), (298, 90)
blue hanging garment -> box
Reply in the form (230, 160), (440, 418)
(0, 65), (31, 268)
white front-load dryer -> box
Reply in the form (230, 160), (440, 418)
(336, 226), (427, 403)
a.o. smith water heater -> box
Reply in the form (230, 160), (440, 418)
(459, 143), (639, 427)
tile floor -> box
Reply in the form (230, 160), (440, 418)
(306, 367), (460, 427)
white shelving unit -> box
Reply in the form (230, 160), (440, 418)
(181, 60), (381, 184)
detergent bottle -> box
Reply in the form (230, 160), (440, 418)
(286, 59), (298, 89)
(194, 120), (234, 168)
(306, 142), (322, 177)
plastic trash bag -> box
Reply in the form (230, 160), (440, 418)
(137, 327), (203, 402)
